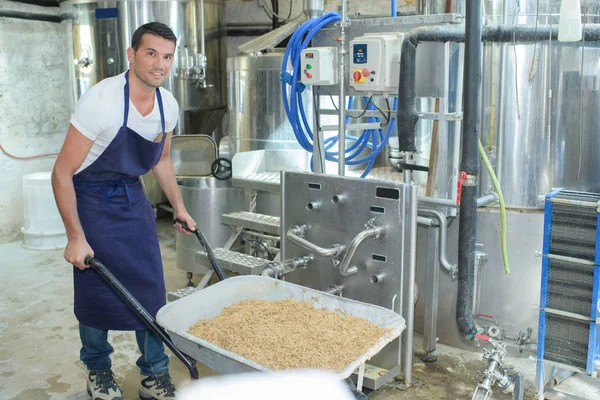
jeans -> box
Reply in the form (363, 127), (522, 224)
(79, 323), (169, 376)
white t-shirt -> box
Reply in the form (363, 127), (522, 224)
(71, 72), (179, 173)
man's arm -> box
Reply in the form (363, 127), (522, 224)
(51, 124), (95, 269)
(152, 131), (196, 235)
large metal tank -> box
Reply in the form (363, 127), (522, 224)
(176, 178), (244, 273)
(60, 0), (226, 136)
(226, 51), (309, 156)
(415, 0), (600, 350)
(226, 52), (312, 216)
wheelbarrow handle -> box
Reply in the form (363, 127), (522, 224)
(173, 218), (226, 281)
(84, 256), (199, 380)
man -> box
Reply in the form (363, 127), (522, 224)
(52, 22), (195, 400)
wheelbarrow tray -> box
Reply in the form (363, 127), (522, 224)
(156, 275), (405, 380)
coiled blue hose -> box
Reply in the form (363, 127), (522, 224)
(281, 14), (397, 178)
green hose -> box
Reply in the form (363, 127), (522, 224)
(478, 139), (510, 275)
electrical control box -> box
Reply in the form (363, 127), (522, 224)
(349, 33), (404, 92)
(300, 47), (338, 86)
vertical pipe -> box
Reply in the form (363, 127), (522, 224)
(199, 0), (207, 86)
(338, 0), (347, 176)
(391, 0), (397, 17)
(423, 226), (440, 355)
(402, 185), (418, 384)
(456, 0), (481, 337)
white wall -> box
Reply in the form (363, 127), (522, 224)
(0, 1), (74, 243)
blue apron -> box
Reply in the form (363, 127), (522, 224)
(73, 72), (167, 331)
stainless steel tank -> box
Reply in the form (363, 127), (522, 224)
(416, 0), (600, 350)
(227, 51), (313, 216)
(226, 51), (309, 156)
(60, 0), (226, 136)
(479, 0), (600, 208)
(176, 178), (245, 273)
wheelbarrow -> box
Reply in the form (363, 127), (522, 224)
(84, 220), (405, 397)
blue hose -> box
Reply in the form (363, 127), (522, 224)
(281, 14), (397, 178)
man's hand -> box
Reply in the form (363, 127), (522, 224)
(173, 210), (196, 236)
(64, 237), (94, 270)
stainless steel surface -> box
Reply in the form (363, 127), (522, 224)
(304, 0), (323, 19)
(196, 248), (268, 275)
(480, 1), (600, 208)
(418, 208), (457, 276)
(230, 149), (312, 194)
(414, 209), (545, 350)
(232, 173), (281, 193)
(170, 135), (217, 177)
(423, 227), (439, 354)
(176, 177), (245, 274)
(286, 225), (344, 258)
(157, 276), (406, 380)
(311, 14), (461, 98)
(281, 171), (417, 388)
(61, 0), (227, 136)
(338, 224), (384, 277)
(220, 211), (280, 235)
(227, 53), (311, 156)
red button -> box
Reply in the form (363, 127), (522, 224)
(306, 72), (313, 79)
(362, 68), (370, 77)
(353, 71), (362, 82)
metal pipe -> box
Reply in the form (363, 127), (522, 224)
(397, 24), (600, 154)
(261, 256), (311, 279)
(477, 193), (498, 207)
(286, 225), (344, 257)
(418, 208), (457, 277)
(304, 0), (324, 19)
(402, 185), (418, 385)
(417, 216), (436, 226)
(198, 0), (208, 87)
(337, 0), (347, 176)
(418, 195), (459, 208)
(338, 226), (383, 277)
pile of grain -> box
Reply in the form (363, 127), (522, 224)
(188, 299), (391, 371)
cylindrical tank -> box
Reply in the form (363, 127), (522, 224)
(226, 52), (310, 156)
(176, 178), (245, 273)
(60, 0), (226, 136)
(479, 0), (600, 208)
(417, 0), (600, 351)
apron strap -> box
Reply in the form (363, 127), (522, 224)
(123, 71), (167, 140)
(123, 72), (130, 127)
(156, 88), (166, 140)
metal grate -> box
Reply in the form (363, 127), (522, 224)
(539, 189), (600, 375)
(197, 248), (268, 275)
(221, 211), (280, 235)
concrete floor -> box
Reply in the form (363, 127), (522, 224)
(1, 218), (600, 400)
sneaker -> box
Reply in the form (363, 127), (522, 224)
(86, 369), (122, 400)
(139, 374), (177, 399)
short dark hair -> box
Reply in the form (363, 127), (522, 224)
(131, 22), (177, 51)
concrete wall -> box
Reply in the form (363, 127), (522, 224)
(0, 1), (74, 244)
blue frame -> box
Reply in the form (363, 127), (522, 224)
(586, 201), (600, 373)
(537, 188), (562, 363)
